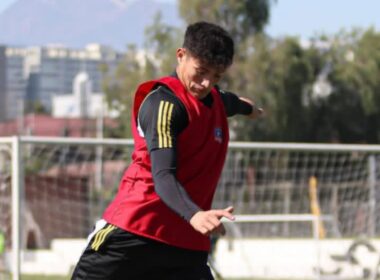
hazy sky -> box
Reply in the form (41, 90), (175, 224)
(266, 0), (380, 38)
(1, 0), (379, 39)
(0, 0), (13, 12)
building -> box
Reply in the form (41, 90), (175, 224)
(0, 44), (124, 121)
(0, 46), (6, 121)
(52, 72), (116, 119)
(0, 46), (27, 122)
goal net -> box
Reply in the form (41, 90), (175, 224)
(0, 137), (380, 279)
(212, 143), (380, 279)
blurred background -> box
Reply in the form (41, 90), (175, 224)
(1, 1), (380, 279)
(0, 0), (379, 144)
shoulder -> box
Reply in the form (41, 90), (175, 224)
(141, 85), (186, 112)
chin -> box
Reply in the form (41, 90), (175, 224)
(192, 91), (207, 99)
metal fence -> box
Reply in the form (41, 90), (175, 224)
(1, 136), (380, 279)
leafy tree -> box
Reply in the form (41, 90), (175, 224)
(232, 36), (316, 141)
(102, 13), (182, 138)
(178, 0), (274, 42)
(309, 28), (380, 143)
(144, 13), (183, 77)
(104, 2), (380, 144)
(102, 45), (152, 138)
(25, 100), (49, 115)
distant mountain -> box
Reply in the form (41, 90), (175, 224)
(0, 0), (183, 50)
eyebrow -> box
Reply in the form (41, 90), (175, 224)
(195, 62), (226, 76)
(196, 66), (208, 71)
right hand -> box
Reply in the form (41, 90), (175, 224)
(239, 97), (264, 120)
(189, 206), (235, 236)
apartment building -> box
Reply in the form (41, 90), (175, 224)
(0, 44), (124, 121)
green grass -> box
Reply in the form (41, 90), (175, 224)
(17, 276), (258, 280)
(22, 276), (68, 280)
(14, 275), (309, 280)
(0, 271), (69, 280)
(0, 274), (307, 280)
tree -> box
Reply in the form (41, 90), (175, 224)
(25, 100), (49, 115)
(326, 28), (380, 143)
(283, 28), (380, 144)
(144, 12), (183, 77)
(231, 35), (316, 141)
(103, 1), (380, 144)
(178, 0), (274, 42)
(102, 13), (182, 138)
(102, 45), (154, 138)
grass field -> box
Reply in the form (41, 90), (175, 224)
(20, 277), (254, 280)
(17, 275), (256, 280)
(23, 276), (67, 280)
(6, 276), (256, 280)
(0, 275), (67, 280)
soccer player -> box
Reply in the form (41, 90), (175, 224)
(71, 21), (262, 280)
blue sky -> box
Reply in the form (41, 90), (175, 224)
(266, 0), (380, 38)
(1, 0), (379, 39)
(0, 0), (13, 12)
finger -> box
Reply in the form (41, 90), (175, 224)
(209, 215), (222, 228)
(199, 226), (210, 236)
(224, 206), (234, 213)
(222, 206), (235, 220)
(204, 220), (216, 232)
(248, 106), (263, 119)
(214, 209), (235, 221)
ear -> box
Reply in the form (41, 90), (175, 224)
(176, 48), (186, 63)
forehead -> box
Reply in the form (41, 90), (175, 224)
(189, 55), (227, 74)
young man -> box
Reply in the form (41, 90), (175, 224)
(72, 21), (262, 280)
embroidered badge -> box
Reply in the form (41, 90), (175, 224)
(214, 128), (223, 143)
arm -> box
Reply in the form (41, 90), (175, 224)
(151, 144), (234, 236)
(139, 86), (235, 235)
(138, 86), (199, 221)
(151, 149), (201, 221)
(218, 89), (263, 119)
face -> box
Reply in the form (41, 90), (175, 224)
(176, 48), (227, 99)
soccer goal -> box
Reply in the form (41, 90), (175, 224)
(1, 137), (380, 280)
(211, 142), (380, 280)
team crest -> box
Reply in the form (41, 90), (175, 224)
(214, 127), (223, 143)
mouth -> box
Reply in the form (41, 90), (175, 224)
(192, 86), (206, 94)
(189, 84), (208, 98)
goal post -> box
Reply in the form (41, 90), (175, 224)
(1, 136), (380, 279)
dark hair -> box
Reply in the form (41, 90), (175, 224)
(183, 21), (234, 69)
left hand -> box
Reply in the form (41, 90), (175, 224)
(239, 97), (264, 119)
(189, 206), (235, 236)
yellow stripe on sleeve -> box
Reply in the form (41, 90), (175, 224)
(162, 101), (170, 148)
(166, 103), (174, 148)
(157, 101), (175, 149)
(157, 101), (164, 148)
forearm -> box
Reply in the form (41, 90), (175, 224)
(151, 149), (201, 221)
(219, 90), (253, 117)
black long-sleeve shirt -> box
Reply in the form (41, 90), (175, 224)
(138, 79), (253, 221)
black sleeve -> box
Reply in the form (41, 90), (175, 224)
(138, 85), (201, 221)
(138, 85), (188, 152)
(150, 149), (201, 221)
(218, 89), (253, 117)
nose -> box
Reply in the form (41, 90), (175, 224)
(200, 78), (211, 89)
